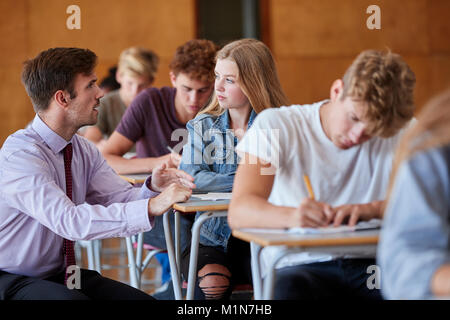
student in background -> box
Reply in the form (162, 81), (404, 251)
(99, 66), (120, 94)
(83, 47), (159, 150)
(179, 39), (289, 300)
(228, 49), (416, 299)
(378, 89), (450, 299)
(0, 47), (194, 300)
(101, 39), (217, 299)
(101, 39), (217, 174)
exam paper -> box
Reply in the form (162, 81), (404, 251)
(240, 219), (382, 235)
(190, 193), (233, 201)
(288, 219), (382, 235)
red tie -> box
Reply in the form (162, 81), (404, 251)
(63, 143), (76, 284)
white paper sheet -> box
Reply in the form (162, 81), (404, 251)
(240, 219), (382, 235)
(190, 193), (233, 201)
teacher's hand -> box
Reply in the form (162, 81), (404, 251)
(151, 163), (195, 192)
(148, 183), (192, 216)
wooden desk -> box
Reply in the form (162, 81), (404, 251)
(173, 200), (229, 212)
(232, 228), (379, 299)
(119, 173), (150, 185)
(165, 198), (230, 300)
(233, 228), (379, 247)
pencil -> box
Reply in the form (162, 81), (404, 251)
(303, 175), (315, 200)
(166, 145), (176, 153)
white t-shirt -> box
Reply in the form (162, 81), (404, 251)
(236, 100), (409, 272)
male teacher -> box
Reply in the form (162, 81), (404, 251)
(0, 47), (195, 300)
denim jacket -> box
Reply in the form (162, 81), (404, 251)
(179, 109), (257, 250)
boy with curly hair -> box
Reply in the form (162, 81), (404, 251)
(101, 39), (217, 298)
(102, 39), (217, 173)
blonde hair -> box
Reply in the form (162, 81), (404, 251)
(118, 47), (159, 82)
(342, 50), (416, 138)
(384, 89), (450, 214)
(199, 38), (289, 116)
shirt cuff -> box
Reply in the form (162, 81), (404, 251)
(125, 199), (153, 234)
(140, 175), (161, 199)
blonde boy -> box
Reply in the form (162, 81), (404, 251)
(229, 50), (416, 299)
(83, 47), (159, 146)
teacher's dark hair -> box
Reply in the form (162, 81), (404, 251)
(22, 47), (98, 112)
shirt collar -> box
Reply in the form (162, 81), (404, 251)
(31, 114), (74, 154)
(247, 109), (257, 127)
(211, 109), (258, 131)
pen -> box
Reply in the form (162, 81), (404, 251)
(166, 145), (176, 154)
(303, 175), (315, 200)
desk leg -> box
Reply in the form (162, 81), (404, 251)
(263, 247), (291, 300)
(186, 211), (228, 300)
(250, 242), (262, 300)
(93, 240), (101, 274)
(136, 233), (144, 288)
(125, 236), (139, 289)
(85, 241), (95, 271)
(186, 213), (205, 300)
(163, 211), (183, 300)
(175, 210), (181, 276)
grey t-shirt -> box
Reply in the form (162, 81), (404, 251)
(96, 90), (127, 138)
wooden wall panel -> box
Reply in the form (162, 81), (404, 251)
(402, 56), (432, 112)
(430, 56), (450, 96)
(0, 0), (28, 67)
(0, 0), (32, 141)
(270, 0), (450, 112)
(378, 0), (428, 54)
(1, 0), (449, 145)
(26, 0), (195, 87)
(272, 0), (428, 57)
(276, 57), (354, 105)
(0, 0), (195, 145)
(429, 0), (450, 53)
(0, 65), (33, 136)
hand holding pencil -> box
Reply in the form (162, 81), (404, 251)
(290, 175), (334, 228)
(303, 175), (315, 200)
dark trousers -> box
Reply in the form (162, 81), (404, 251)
(274, 258), (382, 300)
(0, 268), (154, 300)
